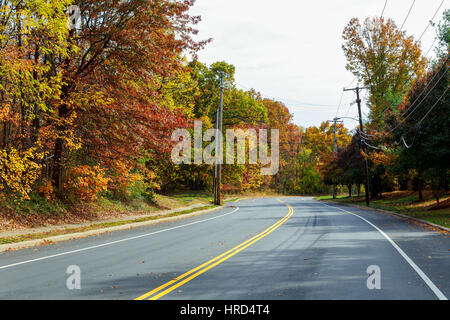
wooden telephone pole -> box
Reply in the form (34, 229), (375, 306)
(343, 85), (370, 206)
(214, 72), (225, 205)
(328, 117), (343, 199)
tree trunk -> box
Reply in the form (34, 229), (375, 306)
(51, 87), (70, 195)
(51, 29), (74, 196)
(348, 184), (352, 198)
(418, 178), (424, 202)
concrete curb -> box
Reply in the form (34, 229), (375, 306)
(319, 200), (450, 233)
(0, 204), (235, 253)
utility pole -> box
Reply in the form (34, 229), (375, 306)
(344, 85), (370, 206)
(214, 72), (225, 205)
(328, 117), (343, 199)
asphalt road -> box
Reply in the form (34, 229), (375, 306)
(0, 197), (448, 300)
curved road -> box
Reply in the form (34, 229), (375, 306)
(0, 197), (448, 300)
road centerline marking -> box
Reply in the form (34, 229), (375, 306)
(135, 199), (294, 300)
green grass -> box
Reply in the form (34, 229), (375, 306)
(169, 191), (214, 202)
(316, 192), (450, 229)
(315, 195), (359, 201)
(4, 193), (68, 216)
(168, 191), (242, 204)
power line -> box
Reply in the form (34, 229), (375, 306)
(344, 102), (353, 118)
(355, 59), (448, 146)
(362, 139), (383, 150)
(371, 57), (449, 124)
(399, 86), (449, 148)
(369, 0), (419, 89)
(339, 78), (358, 118)
(369, 0), (390, 86)
(400, 0), (416, 30)
(345, 77), (357, 88)
(344, 89), (357, 118)
(357, 0), (417, 97)
(235, 81), (342, 108)
(401, 135), (415, 148)
(335, 91), (345, 118)
(396, 64), (448, 121)
(415, 86), (449, 126)
(387, 69), (448, 134)
(417, 0), (445, 42)
(403, 60), (449, 116)
(278, 98), (341, 108)
(381, 0), (388, 18)
(358, 129), (379, 138)
(399, 123), (421, 148)
(425, 38), (437, 57)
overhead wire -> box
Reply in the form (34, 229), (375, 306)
(398, 86), (449, 148)
(400, 0), (416, 30)
(417, 0), (445, 42)
(386, 63), (449, 133)
(381, 0), (388, 18)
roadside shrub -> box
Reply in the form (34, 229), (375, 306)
(38, 179), (54, 200)
(108, 162), (159, 202)
(64, 165), (109, 202)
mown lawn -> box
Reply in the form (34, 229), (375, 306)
(316, 191), (450, 229)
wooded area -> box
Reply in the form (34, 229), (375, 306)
(0, 1), (448, 214)
(324, 13), (449, 207)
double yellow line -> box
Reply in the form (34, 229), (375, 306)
(136, 199), (294, 300)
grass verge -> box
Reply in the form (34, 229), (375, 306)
(0, 205), (218, 245)
(316, 191), (450, 229)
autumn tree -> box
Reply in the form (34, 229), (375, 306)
(261, 99), (302, 193)
(0, 0), (74, 200)
(342, 17), (427, 127)
(49, 0), (207, 196)
(303, 121), (351, 165)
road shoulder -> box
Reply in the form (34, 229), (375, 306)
(0, 202), (240, 253)
(317, 199), (450, 233)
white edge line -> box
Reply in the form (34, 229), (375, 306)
(0, 207), (240, 271)
(319, 201), (447, 300)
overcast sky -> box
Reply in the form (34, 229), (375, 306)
(189, 0), (448, 130)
